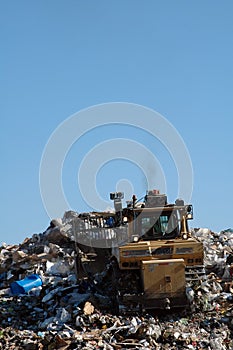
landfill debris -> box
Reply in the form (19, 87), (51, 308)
(0, 216), (233, 349)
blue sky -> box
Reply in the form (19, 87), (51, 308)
(1, 1), (233, 244)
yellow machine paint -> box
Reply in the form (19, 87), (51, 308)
(142, 259), (185, 299)
(119, 239), (203, 269)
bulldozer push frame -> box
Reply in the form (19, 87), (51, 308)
(73, 190), (206, 313)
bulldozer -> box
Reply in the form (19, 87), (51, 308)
(74, 190), (205, 312)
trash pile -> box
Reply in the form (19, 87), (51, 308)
(192, 228), (233, 282)
(0, 217), (233, 349)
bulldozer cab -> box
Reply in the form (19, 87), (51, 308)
(115, 190), (193, 243)
(126, 205), (193, 243)
(135, 209), (179, 240)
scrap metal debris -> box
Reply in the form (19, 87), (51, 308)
(0, 217), (233, 349)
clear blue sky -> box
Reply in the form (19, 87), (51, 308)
(1, 1), (233, 244)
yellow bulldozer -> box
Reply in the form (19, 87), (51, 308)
(74, 190), (205, 312)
